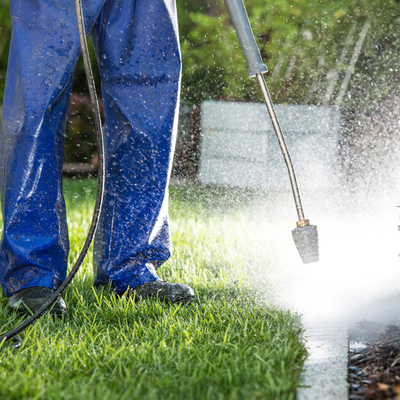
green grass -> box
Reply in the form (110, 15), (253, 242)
(0, 179), (307, 399)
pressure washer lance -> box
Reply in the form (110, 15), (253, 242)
(223, 0), (319, 264)
(0, 0), (106, 347)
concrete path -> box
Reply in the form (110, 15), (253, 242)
(297, 324), (348, 400)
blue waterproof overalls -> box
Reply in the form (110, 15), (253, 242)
(0, 0), (181, 295)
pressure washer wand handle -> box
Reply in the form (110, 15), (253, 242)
(223, 0), (268, 77)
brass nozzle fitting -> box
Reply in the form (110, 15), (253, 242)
(297, 219), (310, 228)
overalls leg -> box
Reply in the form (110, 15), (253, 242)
(0, 0), (105, 296)
(91, 0), (181, 293)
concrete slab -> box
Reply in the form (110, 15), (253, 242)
(297, 324), (348, 400)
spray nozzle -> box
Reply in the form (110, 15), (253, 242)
(292, 223), (319, 264)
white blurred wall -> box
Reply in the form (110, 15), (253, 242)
(199, 100), (341, 191)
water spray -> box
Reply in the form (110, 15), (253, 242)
(223, 0), (319, 264)
(0, 0), (105, 346)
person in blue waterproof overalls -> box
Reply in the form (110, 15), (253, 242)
(0, 0), (194, 317)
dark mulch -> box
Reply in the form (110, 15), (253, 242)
(349, 321), (400, 400)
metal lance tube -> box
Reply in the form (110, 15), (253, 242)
(255, 73), (305, 223)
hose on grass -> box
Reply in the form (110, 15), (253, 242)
(0, 0), (105, 348)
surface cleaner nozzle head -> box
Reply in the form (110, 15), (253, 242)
(292, 224), (319, 264)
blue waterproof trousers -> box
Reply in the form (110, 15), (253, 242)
(0, 0), (181, 296)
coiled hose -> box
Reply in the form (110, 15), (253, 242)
(0, 0), (105, 347)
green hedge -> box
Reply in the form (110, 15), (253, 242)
(1, 0), (400, 107)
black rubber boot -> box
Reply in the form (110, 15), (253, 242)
(8, 287), (67, 318)
(130, 279), (195, 303)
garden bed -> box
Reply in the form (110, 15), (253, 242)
(349, 320), (400, 400)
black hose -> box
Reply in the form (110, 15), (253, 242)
(0, 0), (105, 345)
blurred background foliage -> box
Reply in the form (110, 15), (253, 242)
(177, 0), (400, 108)
(1, 0), (400, 163)
(0, 0), (399, 107)
(0, 0), (11, 103)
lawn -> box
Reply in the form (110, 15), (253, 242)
(0, 178), (307, 399)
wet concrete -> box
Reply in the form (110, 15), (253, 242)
(298, 324), (349, 400)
